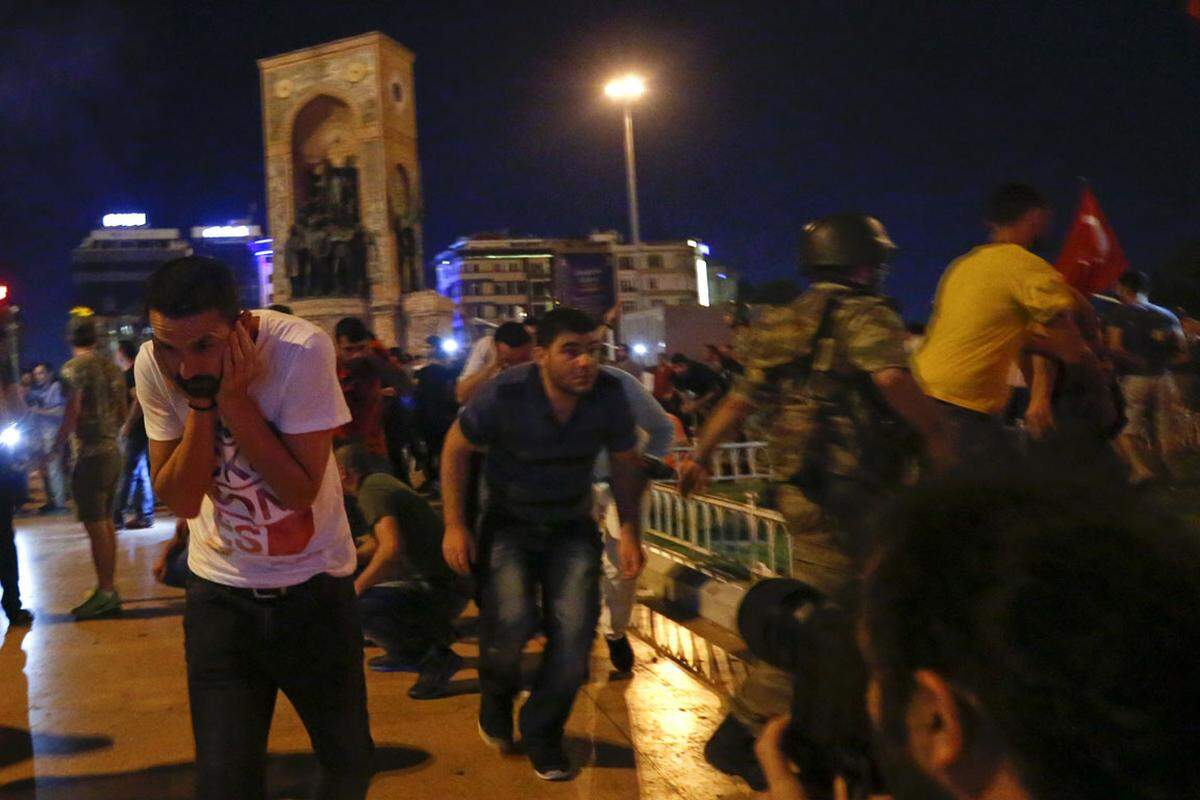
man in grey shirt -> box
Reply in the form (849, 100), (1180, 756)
(593, 365), (674, 673)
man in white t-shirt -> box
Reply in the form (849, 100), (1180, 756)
(137, 256), (373, 799)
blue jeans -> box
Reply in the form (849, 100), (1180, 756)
(476, 512), (602, 749)
(358, 580), (468, 657)
(115, 437), (154, 521)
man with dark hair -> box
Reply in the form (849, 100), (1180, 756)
(668, 352), (725, 430)
(26, 361), (67, 511)
(137, 255), (373, 798)
(267, 303), (293, 315)
(55, 314), (128, 619)
(914, 183), (1085, 459)
(335, 443), (467, 697)
(113, 339), (154, 529)
(333, 316), (409, 464)
(455, 320), (534, 404)
(757, 474), (1200, 800)
(1105, 269), (1186, 484)
(440, 307), (647, 781)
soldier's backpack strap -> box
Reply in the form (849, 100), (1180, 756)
(761, 288), (846, 388)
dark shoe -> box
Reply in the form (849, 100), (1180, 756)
(368, 653), (425, 673)
(528, 743), (573, 781)
(478, 693), (515, 752)
(606, 635), (635, 673)
(4, 608), (32, 627)
(125, 516), (154, 530)
(704, 714), (767, 792)
(113, 516), (125, 530)
(408, 647), (464, 700)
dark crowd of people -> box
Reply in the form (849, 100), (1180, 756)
(0, 182), (1197, 800)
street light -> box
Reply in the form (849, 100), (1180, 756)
(604, 74), (645, 246)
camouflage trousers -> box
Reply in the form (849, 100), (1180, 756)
(727, 481), (868, 732)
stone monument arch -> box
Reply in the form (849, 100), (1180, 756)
(259, 32), (447, 350)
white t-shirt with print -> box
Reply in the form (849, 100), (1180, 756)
(135, 310), (355, 589)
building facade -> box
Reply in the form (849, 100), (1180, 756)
(434, 231), (735, 338)
(71, 217), (193, 321)
(70, 215), (274, 346)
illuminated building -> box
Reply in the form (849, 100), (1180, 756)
(70, 214), (192, 341)
(434, 231), (733, 338)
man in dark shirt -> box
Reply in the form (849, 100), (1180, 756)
(336, 443), (468, 700)
(1104, 270), (1187, 483)
(669, 352), (726, 431)
(440, 308), (647, 782)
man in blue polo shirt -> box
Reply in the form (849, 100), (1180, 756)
(440, 307), (647, 782)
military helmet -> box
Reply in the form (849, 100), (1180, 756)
(798, 214), (897, 273)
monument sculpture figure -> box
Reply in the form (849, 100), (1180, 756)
(285, 158), (369, 298)
(260, 32), (447, 349)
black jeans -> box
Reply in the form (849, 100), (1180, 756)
(0, 468), (20, 616)
(476, 513), (602, 750)
(358, 580), (468, 657)
(184, 573), (374, 800)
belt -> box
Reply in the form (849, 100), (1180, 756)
(196, 573), (325, 602)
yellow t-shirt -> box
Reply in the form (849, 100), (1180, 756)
(913, 243), (1074, 414)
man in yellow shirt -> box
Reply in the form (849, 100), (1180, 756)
(914, 184), (1083, 459)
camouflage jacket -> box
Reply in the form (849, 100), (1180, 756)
(732, 282), (913, 492)
(60, 351), (127, 456)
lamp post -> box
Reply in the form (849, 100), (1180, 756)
(604, 74), (646, 247)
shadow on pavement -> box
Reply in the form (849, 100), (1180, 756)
(0, 726), (113, 769)
(0, 745), (430, 799)
(34, 602), (185, 625)
(564, 735), (636, 770)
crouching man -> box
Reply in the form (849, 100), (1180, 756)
(336, 442), (468, 698)
(138, 256), (373, 799)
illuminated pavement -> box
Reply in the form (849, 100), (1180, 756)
(0, 513), (752, 799)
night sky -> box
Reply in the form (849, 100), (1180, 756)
(2, 0), (1198, 363)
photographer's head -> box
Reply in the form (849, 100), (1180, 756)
(145, 256), (241, 399)
(861, 475), (1200, 800)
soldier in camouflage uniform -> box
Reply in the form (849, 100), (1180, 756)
(678, 213), (953, 790)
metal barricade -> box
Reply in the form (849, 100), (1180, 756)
(642, 480), (789, 576)
(669, 441), (775, 482)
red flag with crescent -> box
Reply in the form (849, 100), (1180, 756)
(1055, 186), (1128, 294)
(1189, 0), (1200, 23)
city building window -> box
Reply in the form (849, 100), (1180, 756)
(619, 256), (633, 270)
(648, 254), (663, 269)
(647, 278), (658, 290)
(622, 301), (638, 313)
(650, 299), (666, 308)
(619, 280), (636, 292)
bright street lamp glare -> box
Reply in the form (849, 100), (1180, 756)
(604, 75), (645, 101)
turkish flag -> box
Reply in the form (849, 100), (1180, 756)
(1189, 0), (1200, 23)
(1055, 186), (1128, 294)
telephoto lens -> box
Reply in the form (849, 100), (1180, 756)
(737, 578), (879, 800)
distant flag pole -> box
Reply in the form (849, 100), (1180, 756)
(1054, 182), (1128, 294)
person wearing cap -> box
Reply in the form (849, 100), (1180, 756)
(678, 213), (953, 791)
(54, 312), (128, 620)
